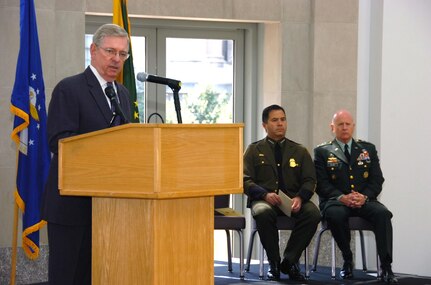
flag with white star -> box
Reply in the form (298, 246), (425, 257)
(10, 0), (51, 260)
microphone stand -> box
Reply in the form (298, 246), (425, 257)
(172, 87), (182, 124)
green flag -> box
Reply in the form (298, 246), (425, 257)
(113, 0), (139, 122)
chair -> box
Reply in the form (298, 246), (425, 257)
(214, 195), (245, 279)
(245, 216), (309, 279)
(311, 216), (381, 279)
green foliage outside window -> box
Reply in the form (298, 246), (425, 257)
(188, 87), (231, 124)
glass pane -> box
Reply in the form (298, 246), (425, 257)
(165, 38), (234, 124)
(84, 35), (146, 122)
(132, 37), (146, 123)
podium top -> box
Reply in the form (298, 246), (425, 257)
(59, 123), (244, 199)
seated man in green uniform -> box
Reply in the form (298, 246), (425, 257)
(314, 109), (398, 284)
(244, 104), (320, 281)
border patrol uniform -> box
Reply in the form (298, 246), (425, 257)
(244, 137), (320, 266)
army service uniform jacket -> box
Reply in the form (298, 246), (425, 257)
(244, 137), (316, 208)
(313, 139), (385, 214)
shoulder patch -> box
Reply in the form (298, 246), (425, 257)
(316, 141), (331, 147)
(356, 139), (372, 145)
(356, 139), (377, 150)
(286, 138), (300, 146)
(251, 139), (264, 145)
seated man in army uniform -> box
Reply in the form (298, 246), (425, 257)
(314, 109), (398, 284)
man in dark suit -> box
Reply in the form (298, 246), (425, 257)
(314, 110), (397, 284)
(244, 104), (320, 281)
(42, 24), (132, 285)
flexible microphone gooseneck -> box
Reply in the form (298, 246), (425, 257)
(136, 72), (183, 123)
(136, 72), (182, 91)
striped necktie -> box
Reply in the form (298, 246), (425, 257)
(105, 82), (121, 126)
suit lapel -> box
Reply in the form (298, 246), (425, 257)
(116, 83), (132, 122)
(116, 84), (128, 109)
(329, 140), (349, 165)
(84, 67), (113, 125)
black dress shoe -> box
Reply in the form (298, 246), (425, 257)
(381, 267), (398, 284)
(267, 260), (280, 281)
(280, 259), (305, 281)
(340, 261), (354, 279)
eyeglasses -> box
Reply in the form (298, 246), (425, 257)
(99, 47), (130, 60)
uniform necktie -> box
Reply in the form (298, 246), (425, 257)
(274, 142), (286, 192)
(105, 82), (121, 126)
(344, 144), (351, 162)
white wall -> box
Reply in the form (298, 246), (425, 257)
(379, 0), (431, 276)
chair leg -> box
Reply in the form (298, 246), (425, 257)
(225, 230), (233, 272)
(236, 229), (245, 279)
(331, 236), (336, 279)
(245, 229), (258, 271)
(359, 230), (368, 271)
(304, 247), (309, 279)
(259, 242), (264, 279)
(376, 251), (381, 278)
(359, 230), (381, 279)
(311, 227), (326, 271)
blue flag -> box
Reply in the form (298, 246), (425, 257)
(10, 0), (51, 260)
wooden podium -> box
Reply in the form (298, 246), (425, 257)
(58, 124), (243, 285)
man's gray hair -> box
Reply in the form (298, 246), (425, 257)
(93, 23), (129, 47)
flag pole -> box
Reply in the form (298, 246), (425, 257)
(10, 202), (19, 285)
(10, 148), (20, 285)
(10, 0), (51, 269)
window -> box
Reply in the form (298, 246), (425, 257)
(164, 37), (235, 123)
(85, 16), (256, 261)
(85, 16), (250, 124)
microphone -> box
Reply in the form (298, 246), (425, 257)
(105, 85), (129, 125)
(137, 72), (181, 90)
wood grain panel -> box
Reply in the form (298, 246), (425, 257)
(92, 196), (214, 285)
(92, 198), (155, 284)
(59, 124), (242, 284)
(59, 124), (243, 198)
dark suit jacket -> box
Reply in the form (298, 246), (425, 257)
(313, 139), (385, 214)
(243, 137), (316, 207)
(42, 67), (132, 225)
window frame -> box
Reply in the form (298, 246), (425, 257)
(85, 15), (255, 124)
